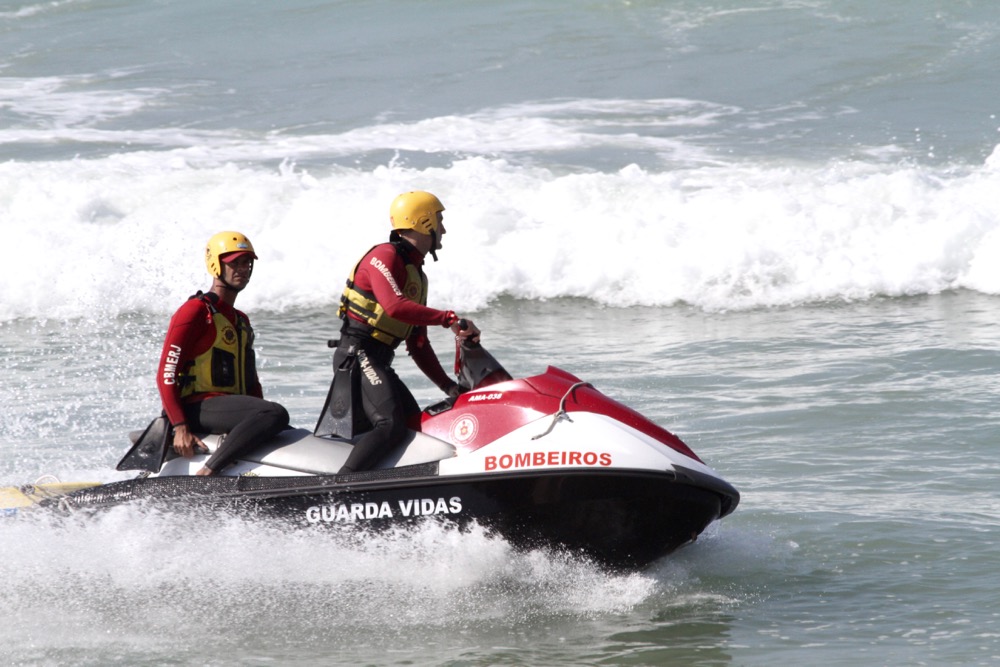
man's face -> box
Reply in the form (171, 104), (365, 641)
(221, 254), (254, 288)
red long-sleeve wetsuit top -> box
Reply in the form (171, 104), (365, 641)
(156, 295), (263, 427)
(346, 241), (454, 391)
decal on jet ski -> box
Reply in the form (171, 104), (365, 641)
(305, 496), (463, 523)
(466, 392), (503, 402)
(450, 414), (479, 444)
(397, 497), (462, 517)
(484, 451), (612, 471)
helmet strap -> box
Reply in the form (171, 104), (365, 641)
(428, 230), (439, 262)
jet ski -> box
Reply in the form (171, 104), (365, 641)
(6, 336), (739, 569)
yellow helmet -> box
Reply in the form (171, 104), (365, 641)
(205, 231), (257, 277)
(389, 191), (445, 236)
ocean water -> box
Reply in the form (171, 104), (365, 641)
(3, 1), (1000, 665)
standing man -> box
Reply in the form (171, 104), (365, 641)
(335, 190), (479, 473)
(157, 231), (289, 476)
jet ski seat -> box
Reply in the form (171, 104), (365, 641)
(215, 427), (457, 475)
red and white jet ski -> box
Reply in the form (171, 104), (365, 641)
(24, 337), (740, 569)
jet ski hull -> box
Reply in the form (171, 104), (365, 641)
(51, 463), (736, 569)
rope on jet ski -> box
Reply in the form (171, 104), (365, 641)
(33, 474), (61, 486)
(27, 475), (78, 514)
(531, 381), (593, 440)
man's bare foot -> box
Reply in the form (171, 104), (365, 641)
(195, 466), (215, 476)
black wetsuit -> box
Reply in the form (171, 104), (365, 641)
(334, 328), (420, 473)
(182, 394), (289, 471)
(332, 237), (456, 474)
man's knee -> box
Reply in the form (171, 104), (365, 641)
(261, 401), (290, 429)
(272, 401), (290, 423)
(369, 410), (407, 441)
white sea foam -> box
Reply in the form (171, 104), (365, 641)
(0, 94), (732, 165)
(0, 508), (660, 636)
(3, 147), (999, 321)
(0, 74), (168, 128)
(0, 0), (80, 20)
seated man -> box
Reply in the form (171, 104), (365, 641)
(156, 231), (289, 475)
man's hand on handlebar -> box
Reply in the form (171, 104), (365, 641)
(450, 318), (481, 343)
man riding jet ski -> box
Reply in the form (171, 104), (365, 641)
(155, 230), (289, 476)
(316, 190), (480, 473)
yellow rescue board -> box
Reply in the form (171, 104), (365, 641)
(0, 482), (101, 511)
